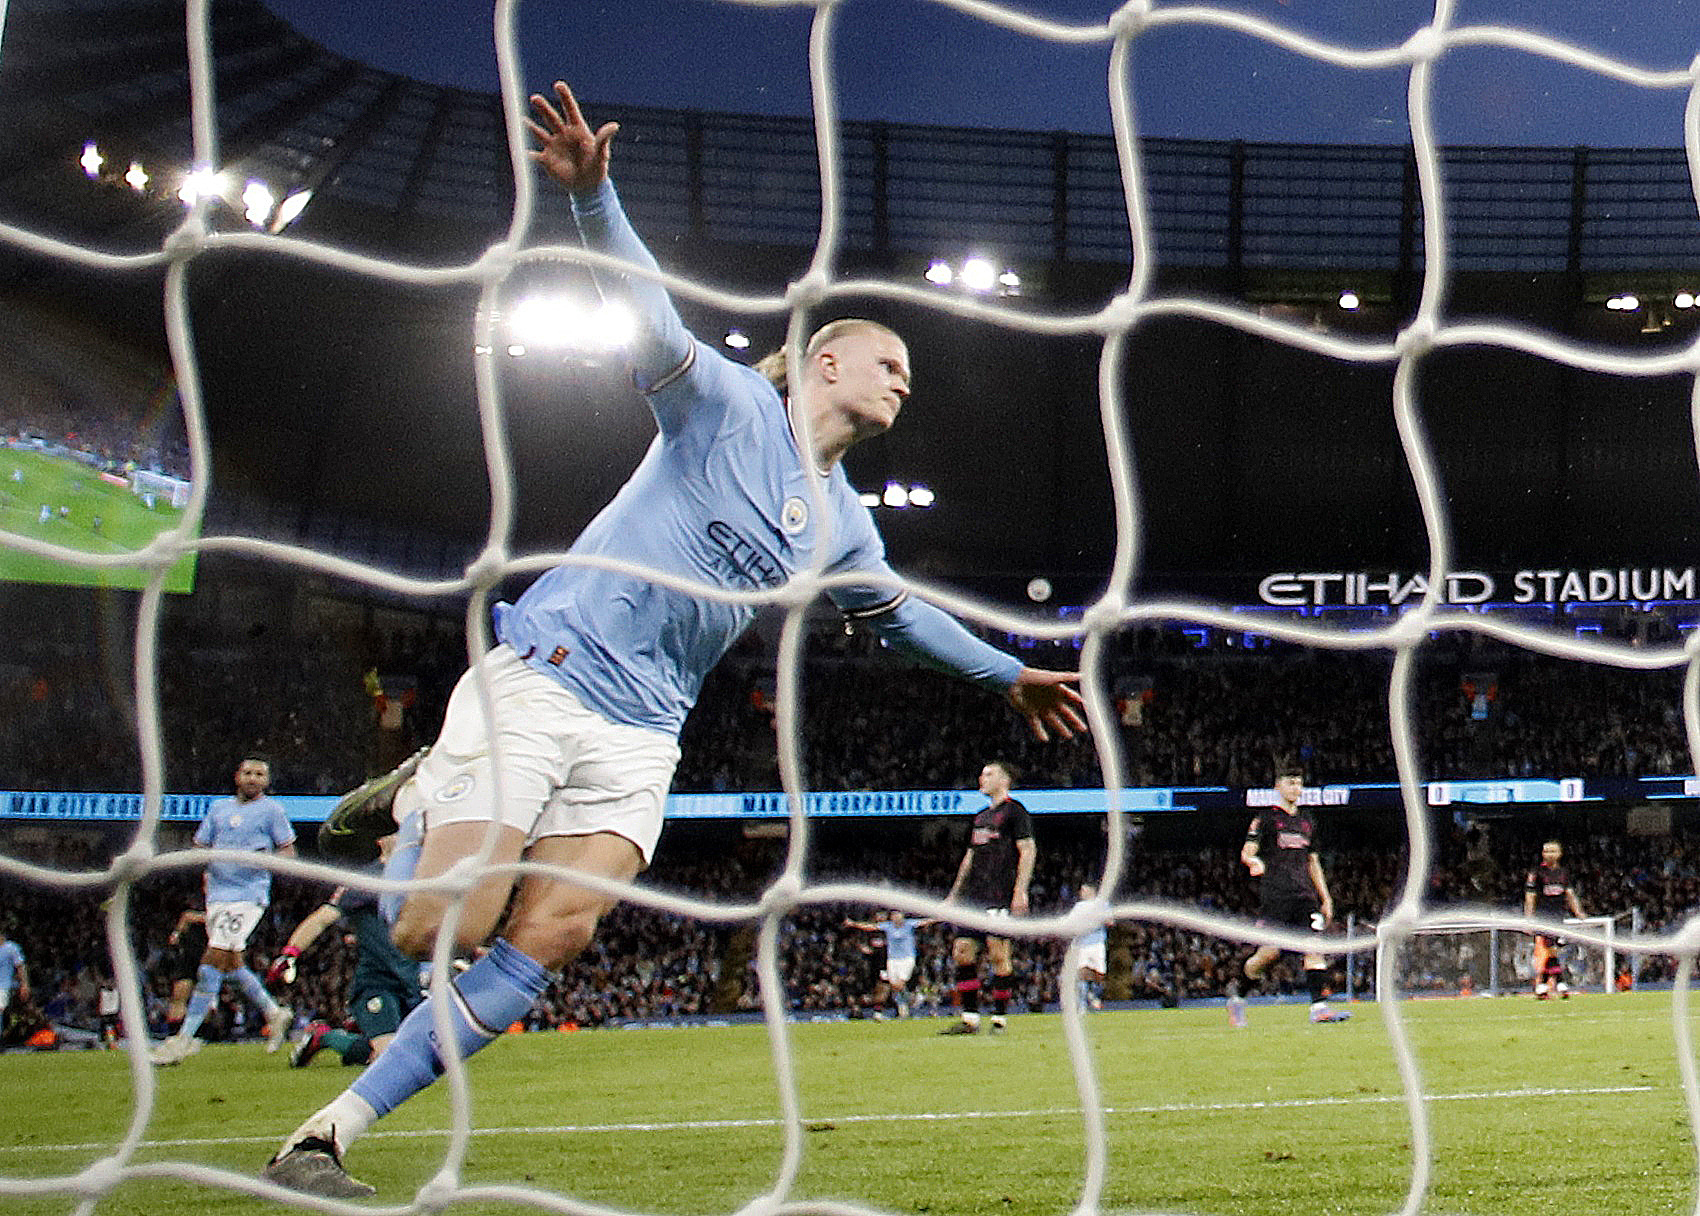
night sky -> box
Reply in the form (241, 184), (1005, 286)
(262, 0), (1700, 148)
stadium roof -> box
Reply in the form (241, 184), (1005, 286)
(6, 0), (1700, 598)
(7, 0), (1700, 273)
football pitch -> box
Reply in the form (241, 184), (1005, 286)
(1, 992), (1696, 1216)
(0, 447), (196, 592)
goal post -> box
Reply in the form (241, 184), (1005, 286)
(1367, 914), (1621, 999)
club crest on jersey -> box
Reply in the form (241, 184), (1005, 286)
(781, 496), (808, 535)
(434, 773), (476, 804)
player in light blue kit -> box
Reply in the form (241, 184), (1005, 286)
(264, 80), (1086, 1198)
(843, 910), (933, 1019)
(152, 756), (296, 1065)
(0, 925), (28, 1017)
(1073, 882), (1110, 1011)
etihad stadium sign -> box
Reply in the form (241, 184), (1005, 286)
(1257, 566), (1700, 608)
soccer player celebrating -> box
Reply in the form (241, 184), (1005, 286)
(152, 755), (296, 1065)
(940, 761), (1035, 1035)
(261, 80), (1086, 1198)
(1524, 839), (1585, 999)
(842, 910), (932, 1019)
(1233, 761), (1350, 1025)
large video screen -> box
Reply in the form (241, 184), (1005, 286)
(0, 299), (198, 593)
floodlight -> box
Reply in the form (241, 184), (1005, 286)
(1677, 292), (1696, 310)
(242, 180), (274, 227)
(124, 162), (149, 192)
(178, 167), (224, 206)
(80, 142), (103, 178)
(1338, 290), (1360, 310)
(724, 329), (751, 350)
(882, 482), (908, 508)
(959, 257), (997, 293)
(858, 492), (881, 508)
(924, 260), (953, 286)
(907, 486), (935, 507)
(271, 188), (312, 232)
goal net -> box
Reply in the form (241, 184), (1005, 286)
(1376, 914), (1621, 999)
(1, 2), (1699, 1216)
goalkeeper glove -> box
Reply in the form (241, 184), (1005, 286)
(265, 945), (301, 987)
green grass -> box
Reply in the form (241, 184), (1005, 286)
(0, 448), (196, 592)
(1, 993), (1696, 1215)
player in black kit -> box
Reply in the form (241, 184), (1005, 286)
(940, 761), (1035, 1035)
(160, 906), (209, 1044)
(1524, 840), (1584, 999)
(1229, 763), (1350, 1025)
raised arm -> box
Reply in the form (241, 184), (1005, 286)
(528, 81), (700, 412)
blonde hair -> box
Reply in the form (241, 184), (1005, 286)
(754, 318), (901, 392)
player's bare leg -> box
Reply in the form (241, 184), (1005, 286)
(941, 935), (982, 1033)
(388, 820), (530, 960)
(986, 934), (1015, 1032)
(501, 832), (643, 969)
(1303, 951), (1350, 1023)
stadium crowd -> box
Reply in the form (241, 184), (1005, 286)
(0, 591), (1693, 796)
(3, 581), (1699, 1045)
(2, 807), (1698, 1048)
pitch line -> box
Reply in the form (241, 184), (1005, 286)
(1, 1083), (1657, 1155)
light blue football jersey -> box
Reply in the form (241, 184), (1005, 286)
(881, 918), (918, 964)
(493, 180), (1021, 736)
(0, 940), (22, 992)
(194, 795), (294, 906)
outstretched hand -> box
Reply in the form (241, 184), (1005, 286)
(1007, 668), (1088, 742)
(526, 80), (618, 195)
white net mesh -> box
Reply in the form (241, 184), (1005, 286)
(3, 2), (1700, 1215)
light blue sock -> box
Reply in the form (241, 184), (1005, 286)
(178, 964), (224, 1038)
(351, 938), (551, 1117)
(380, 809), (425, 927)
(232, 966), (279, 1015)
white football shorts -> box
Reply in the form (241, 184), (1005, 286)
(206, 900), (265, 953)
(1077, 941), (1107, 975)
(403, 645), (680, 864)
(881, 956), (917, 987)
